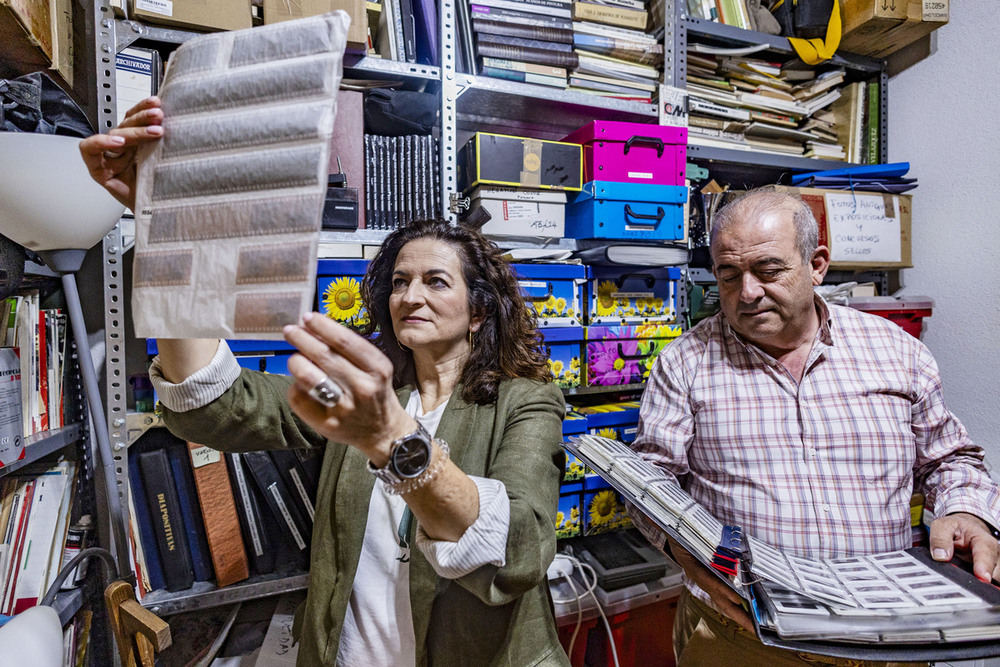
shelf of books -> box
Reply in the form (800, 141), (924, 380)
(140, 571), (310, 616)
(686, 143), (860, 172)
(0, 424), (83, 478)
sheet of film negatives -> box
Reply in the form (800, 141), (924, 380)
(568, 435), (729, 576)
(568, 435), (987, 614)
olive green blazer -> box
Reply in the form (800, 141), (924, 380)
(161, 371), (570, 666)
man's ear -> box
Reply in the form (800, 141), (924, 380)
(810, 246), (831, 286)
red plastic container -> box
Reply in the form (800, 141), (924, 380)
(846, 296), (934, 339)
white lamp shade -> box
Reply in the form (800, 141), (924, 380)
(0, 605), (64, 667)
(0, 132), (126, 251)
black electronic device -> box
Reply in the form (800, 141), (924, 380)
(322, 156), (359, 230)
(575, 530), (668, 591)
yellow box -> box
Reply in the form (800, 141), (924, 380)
(263, 0), (367, 52)
(839, 0), (948, 58)
(130, 0), (252, 32)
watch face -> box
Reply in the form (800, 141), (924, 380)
(391, 436), (432, 478)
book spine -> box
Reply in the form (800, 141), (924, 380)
(241, 451), (310, 553)
(475, 42), (580, 69)
(137, 449), (194, 592)
(226, 453), (275, 576)
(573, 34), (663, 64)
(482, 66), (566, 87)
(481, 56), (567, 77)
(471, 18), (574, 43)
(186, 442), (249, 588)
(127, 448), (167, 592)
(268, 450), (316, 524)
(477, 32), (573, 53)
(572, 1), (649, 29)
(165, 440), (213, 582)
(866, 80), (880, 164)
(474, 0), (572, 16)
(470, 2), (573, 26)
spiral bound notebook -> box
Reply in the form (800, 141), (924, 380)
(566, 434), (1000, 661)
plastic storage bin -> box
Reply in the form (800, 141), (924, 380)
(542, 327), (584, 389)
(846, 296), (933, 339)
(584, 325), (682, 387)
(585, 265), (681, 326)
(561, 120), (687, 186)
(566, 181), (687, 241)
(513, 263), (585, 327)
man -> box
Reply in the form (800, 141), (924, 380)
(630, 189), (1000, 666)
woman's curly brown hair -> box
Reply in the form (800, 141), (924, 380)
(360, 219), (551, 405)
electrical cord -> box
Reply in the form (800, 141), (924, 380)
(548, 551), (621, 667)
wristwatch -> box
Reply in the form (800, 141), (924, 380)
(367, 422), (434, 486)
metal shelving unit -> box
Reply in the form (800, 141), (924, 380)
(140, 572), (310, 616)
(0, 424), (85, 478)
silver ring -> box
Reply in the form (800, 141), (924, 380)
(103, 149), (125, 159)
(308, 375), (343, 408)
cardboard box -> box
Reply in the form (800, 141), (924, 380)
(1, 0), (73, 84)
(263, 0), (367, 52)
(775, 186), (912, 270)
(458, 132), (583, 193)
(839, 0), (948, 58)
(470, 186), (567, 238)
(131, 0), (252, 32)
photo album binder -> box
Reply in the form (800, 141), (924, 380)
(566, 434), (1000, 661)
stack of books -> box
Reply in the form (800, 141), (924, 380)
(685, 52), (853, 159)
(469, 0), (577, 88)
(569, 0), (659, 102)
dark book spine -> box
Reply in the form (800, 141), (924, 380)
(226, 453), (275, 576)
(268, 450), (316, 525)
(475, 41), (580, 69)
(472, 19), (574, 44)
(478, 0), (572, 12)
(137, 449), (194, 592)
(476, 32), (573, 52)
(165, 441), (213, 582)
(128, 447), (167, 592)
(241, 451), (310, 554)
(470, 3), (573, 29)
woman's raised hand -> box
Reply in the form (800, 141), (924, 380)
(284, 312), (417, 467)
(78, 96), (164, 210)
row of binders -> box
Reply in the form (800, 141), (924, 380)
(128, 430), (318, 596)
(363, 134), (442, 231)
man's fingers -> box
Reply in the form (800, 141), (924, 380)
(928, 516), (957, 561)
(969, 533), (999, 582)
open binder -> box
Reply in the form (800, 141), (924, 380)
(566, 434), (1000, 661)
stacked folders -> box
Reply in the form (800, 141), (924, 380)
(567, 434), (1000, 660)
(128, 429), (318, 596)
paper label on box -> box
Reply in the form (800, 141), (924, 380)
(613, 291), (654, 299)
(190, 445), (221, 468)
(824, 193), (902, 264)
(136, 0), (173, 15)
(922, 0), (948, 21)
(501, 201), (539, 221)
(519, 281), (547, 289)
(627, 172), (653, 179)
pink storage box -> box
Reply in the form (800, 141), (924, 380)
(561, 120), (688, 187)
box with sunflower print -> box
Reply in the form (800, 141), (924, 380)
(585, 266), (681, 326)
(541, 327), (583, 389)
(578, 401), (641, 445)
(561, 410), (589, 482)
(556, 483), (583, 539)
(513, 263), (585, 327)
(583, 480), (633, 535)
(316, 259), (370, 330)
(584, 325), (682, 387)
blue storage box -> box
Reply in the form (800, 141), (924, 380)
(557, 482), (584, 539)
(513, 263), (585, 327)
(578, 401), (641, 444)
(541, 327), (583, 389)
(584, 324), (682, 388)
(147, 339), (297, 377)
(565, 181), (687, 241)
(583, 484), (632, 535)
(316, 259), (370, 330)
(586, 266), (682, 326)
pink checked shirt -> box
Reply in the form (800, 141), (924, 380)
(631, 296), (1000, 560)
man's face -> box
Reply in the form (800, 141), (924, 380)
(712, 209), (826, 351)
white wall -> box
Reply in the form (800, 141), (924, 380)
(888, 0), (1000, 467)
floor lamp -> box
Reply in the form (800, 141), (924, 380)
(0, 131), (132, 576)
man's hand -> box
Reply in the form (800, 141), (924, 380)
(666, 536), (755, 633)
(929, 512), (1000, 583)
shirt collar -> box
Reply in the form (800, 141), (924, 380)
(721, 292), (835, 353)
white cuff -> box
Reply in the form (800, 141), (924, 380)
(148, 340), (243, 412)
(415, 476), (509, 579)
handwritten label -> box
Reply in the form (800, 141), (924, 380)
(659, 85), (689, 128)
(189, 445), (221, 468)
(501, 201), (541, 221)
(922, 0), (948, 21)
(824, 193), (901, 264)
(135, 0), (172, 15)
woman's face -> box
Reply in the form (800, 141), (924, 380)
(389, 238), (479, 360)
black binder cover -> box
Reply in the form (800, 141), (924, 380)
(137, 449), (194, 592)
(226, 453), (275, 576)
(241, 451), (310, 555)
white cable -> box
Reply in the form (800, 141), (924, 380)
(577, 560), (620, 667)
(562, 568), (584, 660)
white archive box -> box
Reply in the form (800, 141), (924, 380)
(470, 187), (567, 238)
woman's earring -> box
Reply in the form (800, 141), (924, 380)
(468, 330), (474, 352)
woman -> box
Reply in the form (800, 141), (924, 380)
(80, 99), (570, 665)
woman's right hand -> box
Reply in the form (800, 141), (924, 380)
(79, 96), (164, 210)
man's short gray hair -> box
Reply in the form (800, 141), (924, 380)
(709, 188), (819, 265)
